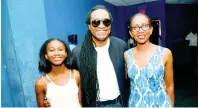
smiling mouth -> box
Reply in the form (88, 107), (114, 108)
(96, 30), (108, 35)
(97, 30), (107, 32)
(53, 57), (62, 61)
(138, 35), (146, 39)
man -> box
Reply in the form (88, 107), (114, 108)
(72, 5), (128, 107)
(44, 5), (128, 107)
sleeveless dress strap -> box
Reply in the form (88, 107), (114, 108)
(42, 76), (47, 84)
(69, 69), (72, 78)
(46, 74), (52, 82)
(73, 70), (76, 80)
(127, 49), (134, 64)
(70, 69), (76, 80)
(158, 46), (165, 58)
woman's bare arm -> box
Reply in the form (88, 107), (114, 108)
(164, 48), (175, 106)
(74, 69), (82, 106)
(35, 78), (46, 107)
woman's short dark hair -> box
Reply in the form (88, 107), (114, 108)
(128, 13), (151, 30)
(85, 5), (113, 25)
(38, 38), (77, 73)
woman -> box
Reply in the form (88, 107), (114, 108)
(35, 38), (82, 107)
(124, 13), (174, 107)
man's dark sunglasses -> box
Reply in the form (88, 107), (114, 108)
(91, 19), (111, 27)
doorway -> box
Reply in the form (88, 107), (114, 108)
(150, 19), (161, 45)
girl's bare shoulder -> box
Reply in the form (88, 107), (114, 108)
(35, 74), (50, 87)
(35, 76), (46, 91)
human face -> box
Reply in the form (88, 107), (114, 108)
(88, 9), (111, 42)
(129, 14), (153, 44)
(45, 40), (67, 66)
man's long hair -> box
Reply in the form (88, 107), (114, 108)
(80, 5), (113, 106)
(80, 30), (98, 106)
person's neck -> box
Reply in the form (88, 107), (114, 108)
(136, 41), (152, 52)
(51, 64), (68, 75)
(92, 36), (109, 47)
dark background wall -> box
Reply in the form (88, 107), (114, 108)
(166, 4), (198, 48)
(116, 1), (166, 46)
(166, 4), (198, 68)
(166, 4), (198, 106)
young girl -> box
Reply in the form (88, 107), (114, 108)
(124, 13), (174, 107)
(35, 38), (82, 107)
